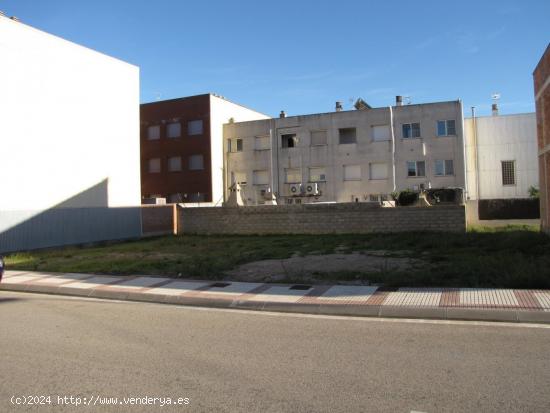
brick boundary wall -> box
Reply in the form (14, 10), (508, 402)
(177, 204), (465, 235)
(141, 204), (177, 236)
(534, 44), (550, 234)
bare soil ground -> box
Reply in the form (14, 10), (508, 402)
(224, 251), (424, 284)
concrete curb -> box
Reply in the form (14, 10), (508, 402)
(2, 282), (550, 324)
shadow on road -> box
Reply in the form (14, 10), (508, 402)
(0, 297), (24, 305)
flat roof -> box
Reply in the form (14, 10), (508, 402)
(141, 93), (270, 117)
(228, 99), (462, 125)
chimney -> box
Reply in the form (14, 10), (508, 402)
(10, 16), (20, 22)
(396, 95), (403, 106)
(279, 110), (286, 118)
(492, 103), (499, 116)
(335, 101), (343, 112)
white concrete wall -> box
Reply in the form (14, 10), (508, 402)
(0, 16), (141, 251)
(209, 95), (269, 204)
(464, 113), (537, 200)
(224, 101), (465, 204)
(0, 16), (140, 211)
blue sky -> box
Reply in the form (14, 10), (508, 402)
(2, 0), (549, 116)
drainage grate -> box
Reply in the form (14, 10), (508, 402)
(289, 284), (312, 290)
(210, 282), (231, 288)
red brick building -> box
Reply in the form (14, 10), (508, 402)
(534, 44), (550, 233)
(140, 94), (268, 204)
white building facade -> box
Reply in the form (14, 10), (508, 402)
(464, 113), (538, 201)
(224, 100), (466, 205)
(0, 15), (141, 252)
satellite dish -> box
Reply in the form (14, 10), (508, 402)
(491, 93), (501, 100)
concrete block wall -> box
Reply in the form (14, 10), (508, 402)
(141, 205), (177, 236)
(178, 204), (465, 235)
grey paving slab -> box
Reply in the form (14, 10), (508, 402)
(247, 286), (310, 303)
(145, 280), (208, 296)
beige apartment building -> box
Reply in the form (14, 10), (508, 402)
(223, 99), (466, 205)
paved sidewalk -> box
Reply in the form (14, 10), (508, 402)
(2, 270), (550, 323)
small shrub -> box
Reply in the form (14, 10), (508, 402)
(528, 185), (540, 199)
(397, 190), (418, 206)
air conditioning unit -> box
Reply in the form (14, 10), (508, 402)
(304, 183), (319, 195)
(289, 183), (302, 196)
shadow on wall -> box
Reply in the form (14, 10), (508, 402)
(0, 179), (142, 254)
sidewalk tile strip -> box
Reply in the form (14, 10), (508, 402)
(106, 277), (172, 290)
(383, 288), (443, 307)
(5, 270), (550, 322)
(297, 285), (334, 304)
(235, 284), (272, 300)
(62, 276), (127, 290)
(144, 281), (208, 296)
(304, 285), (378, 305)
(200, 282), (263, 296)
(440, 289), (460, 307)
(514, 290), (542, 310)
(365, 290), (390, 306)
(534, 292), (550, 311)
(2, 274), (51, 284)
(459, 288), (519, 308)
(246, 286), (310, 303)
(28, 273), (101, 285)
(3, 271), (31, 278)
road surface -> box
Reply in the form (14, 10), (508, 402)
(1, 291), (549, 412)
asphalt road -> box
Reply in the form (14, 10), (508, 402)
(0, 291), (549, 413)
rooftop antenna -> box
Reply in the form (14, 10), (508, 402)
(491, 93), (500, 116)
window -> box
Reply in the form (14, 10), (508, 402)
(232, 171), (247, 185)
(343, 165), (361, 181)
(501, 160), (516, 185)
(339, 128), (357, 144)
(402, 123), (421, 138)
(166, 122), (181, 138)
(188, 154), (204, 170)
(188, 120), (203, 136)
(168, 156), (182, 172)
(236, 138), (243, 152)
(310, 130), (328, 146)
(435, 159), (454, 176)
(282, 133), (298, 148)
(369, 163), (388, 180)
(407, 161), (426, 177)
(255, 135), (270, 150)
(285, 168), (301, 183)
(253, 170), (269, 185)
(437, 120), (456, 137)
(309, 167), (326, 182)
(148, 158), (161, 173)
(227, 139), (232, 153)
(372, 125), (390, 141)
(147, 125), (160, 140)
